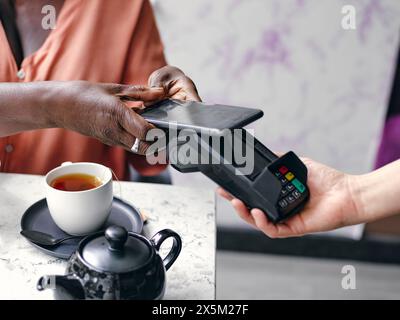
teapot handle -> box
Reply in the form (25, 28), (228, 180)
(37, 274), (85, 300)
(150, 229), (182, 271)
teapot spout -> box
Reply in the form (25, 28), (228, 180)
(37, 275), (85, 300)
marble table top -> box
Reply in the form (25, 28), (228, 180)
(0, 173), (215, 300)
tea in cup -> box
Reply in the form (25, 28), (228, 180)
(45, 162), (113, 235)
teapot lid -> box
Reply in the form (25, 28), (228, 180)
(79, 226), (152, 273)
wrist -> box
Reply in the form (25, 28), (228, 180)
(14, 82), (61, 129)
(347, 171), (385, 225)
(39, 81), (85, 129)
(349, 160), (400, 224)
(35, 82), (64, 128)
(346, 174), (368, 225)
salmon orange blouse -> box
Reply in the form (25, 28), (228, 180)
(0, 0), (167, 180)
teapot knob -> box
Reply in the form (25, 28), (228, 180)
(105, 226), (128, 251)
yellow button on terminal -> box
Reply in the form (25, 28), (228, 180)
(285, 172), (295, 181)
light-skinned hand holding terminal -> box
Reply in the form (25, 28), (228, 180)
(218, 158), (400, 238)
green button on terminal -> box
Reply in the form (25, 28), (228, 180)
(292, 179), (306, 193)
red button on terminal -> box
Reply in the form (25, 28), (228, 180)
(278, 166), (288, 175)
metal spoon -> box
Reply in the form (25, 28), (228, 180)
(20, 230), (86, 247)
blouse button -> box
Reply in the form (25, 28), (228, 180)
(5, 144), (14, 153)
(16, 69), (26, 80)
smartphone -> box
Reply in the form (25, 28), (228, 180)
(141, 99), (264, 135)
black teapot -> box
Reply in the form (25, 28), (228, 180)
(37, 225), (182, 300)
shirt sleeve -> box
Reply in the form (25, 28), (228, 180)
(122, 0), (168, 176)
(122, 0), (167, 85)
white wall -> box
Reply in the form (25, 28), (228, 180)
(152, 0), (400, 175)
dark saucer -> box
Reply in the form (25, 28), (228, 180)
(20, 197), (143, 259)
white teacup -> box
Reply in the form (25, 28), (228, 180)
(45, 162), (113, 236)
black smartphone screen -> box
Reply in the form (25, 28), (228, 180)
(140, 99), (264, 134)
